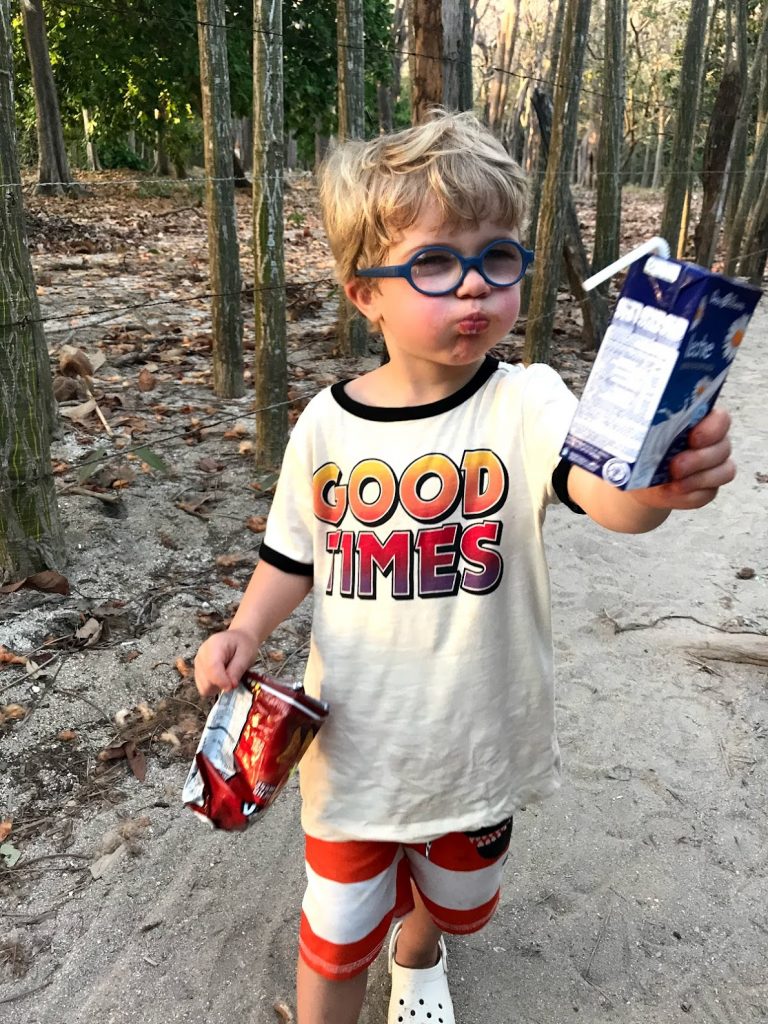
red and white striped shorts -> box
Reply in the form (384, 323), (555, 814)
(299, 818), (513, 980)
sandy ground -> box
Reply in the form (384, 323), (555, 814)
(1, 303), (766, 1024)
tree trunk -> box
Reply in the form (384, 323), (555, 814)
(81, 107), (100, 171)
(738, 168), (768, 284)
(487, 0), (520, 130)
(0, 0), (66, 581)
(723, 0), (768, 273)
(442, 0), (472, 111)
(521, 0), (567, 315)
(337, 0), (368, 357)
(723, 0), (757, 237)
(592, 0), (626, 276)
(252, 0), (287, 468)
(525, 0), (593, 365)
(660, 0), (710, 254)
(693, 61), (741, 267)
(408, 0), (443, 123)
(651, 104), (666, 189)
(730, 120), (768, 272)
(531, 89), (610, 352)
(197, 0), (244, 398)
(20, 0), (77, 195)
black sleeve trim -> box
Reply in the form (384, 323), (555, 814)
(259, 542), (314, 577)
(552, 459), (586, 515)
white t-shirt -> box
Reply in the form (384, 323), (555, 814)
(261, 356), (580, 842)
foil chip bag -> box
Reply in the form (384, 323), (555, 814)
(183, 671), (329, 831)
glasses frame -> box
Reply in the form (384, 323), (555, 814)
(356, 238), (535, 296)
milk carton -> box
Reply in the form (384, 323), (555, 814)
(560, 254), (762, 489)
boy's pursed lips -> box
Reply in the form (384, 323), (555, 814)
(457, 312), (490, 334)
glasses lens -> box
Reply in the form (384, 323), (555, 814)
(481, 241), (524, 285)
(410, 249), (463, 293)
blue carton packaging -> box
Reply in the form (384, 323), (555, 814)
(560, 255), (762, 489)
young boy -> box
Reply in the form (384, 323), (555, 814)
(194, 112), (735, 1024)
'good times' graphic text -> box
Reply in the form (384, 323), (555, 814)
(313, 451), (508, 599)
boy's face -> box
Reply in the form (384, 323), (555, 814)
(345, 201), (523, 374)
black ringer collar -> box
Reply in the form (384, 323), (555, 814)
(330, 355), (499, 422)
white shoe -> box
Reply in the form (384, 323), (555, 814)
(387, 921), (455, 1024)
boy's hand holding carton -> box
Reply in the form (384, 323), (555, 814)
(561, 242), (762, 500)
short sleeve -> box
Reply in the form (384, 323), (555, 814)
(518, 364), (579, 509)
(259, 409), (316, 575)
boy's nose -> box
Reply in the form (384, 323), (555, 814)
(455, 267), (491, 298)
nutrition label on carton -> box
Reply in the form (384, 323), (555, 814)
(569, 300), (687, 462)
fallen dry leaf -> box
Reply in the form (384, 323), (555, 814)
(223, 422), (249, 439)
(98, 740), (146, 782)
(59, 346), (95, 378)
(215, 553), (253, 568)
(1, 705), (28, 722)
(75, 617), (103, 647)
(57, 729), (78, 742)
(246, 515), (268, 533)
(0, 820), (12, 843)
(137, 368), (157, 392)
(59, 397), (97, 423)
(174, 657), (192, 679)
(0, 571), (70, 596)
(0, 646), (27, 666)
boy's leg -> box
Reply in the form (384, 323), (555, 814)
(390, 882), (443, 968)
(296, 958), (368, 1024)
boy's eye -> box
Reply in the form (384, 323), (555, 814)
(411, 251), (458, 278)
(484, 246), (522, 272)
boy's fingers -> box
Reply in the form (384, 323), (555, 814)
(687, 407), (731, 448)
(670, 437), (732, 480)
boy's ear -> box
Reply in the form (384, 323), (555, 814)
(344, 279), (379, 323)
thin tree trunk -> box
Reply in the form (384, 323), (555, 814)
(738, 168), (768, 283)
(723, 0), (768, 273)
(592, 0), (626, 277)
(525, 0), (593, 364)
(197, 0), (244, 398)
(651, 103), (666, 189)
(723, 0), (752, 231)
(531, 89), (610, 351)
(693, 61), (741, 267)
(442, 0), (472, 111)
(81, 107), (100, 171)
(487, 0), (520, 130)
(660, 0), (710, 254)
(408, 0), (443, 123)
(521, 0), (567, 316)
(729, 120), (768, 272)
(21, 0), (77, 195)
(253, 0), (287, 468)
(1, 0), (66, 581)
(337, 0), (368, 357)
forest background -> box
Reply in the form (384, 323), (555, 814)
(0, 3), (767, 1021)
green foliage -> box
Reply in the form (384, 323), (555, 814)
(10, 0), (397, 172)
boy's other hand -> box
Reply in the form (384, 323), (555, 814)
(632, 407), (735, 511)
(194, 628), (260, 698)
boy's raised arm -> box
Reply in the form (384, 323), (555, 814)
(195, 560), (313, 697)
(567, 407), (735, 534)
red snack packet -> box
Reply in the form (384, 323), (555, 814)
(182, 671), (329, 831)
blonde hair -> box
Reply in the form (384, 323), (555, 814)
(318, 110), (529, 286)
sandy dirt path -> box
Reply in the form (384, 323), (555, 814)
(1, 306), (766, 1024)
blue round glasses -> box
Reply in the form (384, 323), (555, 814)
(356, 238), (534, 296)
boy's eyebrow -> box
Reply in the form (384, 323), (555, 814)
(396, 234), (520, 259)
